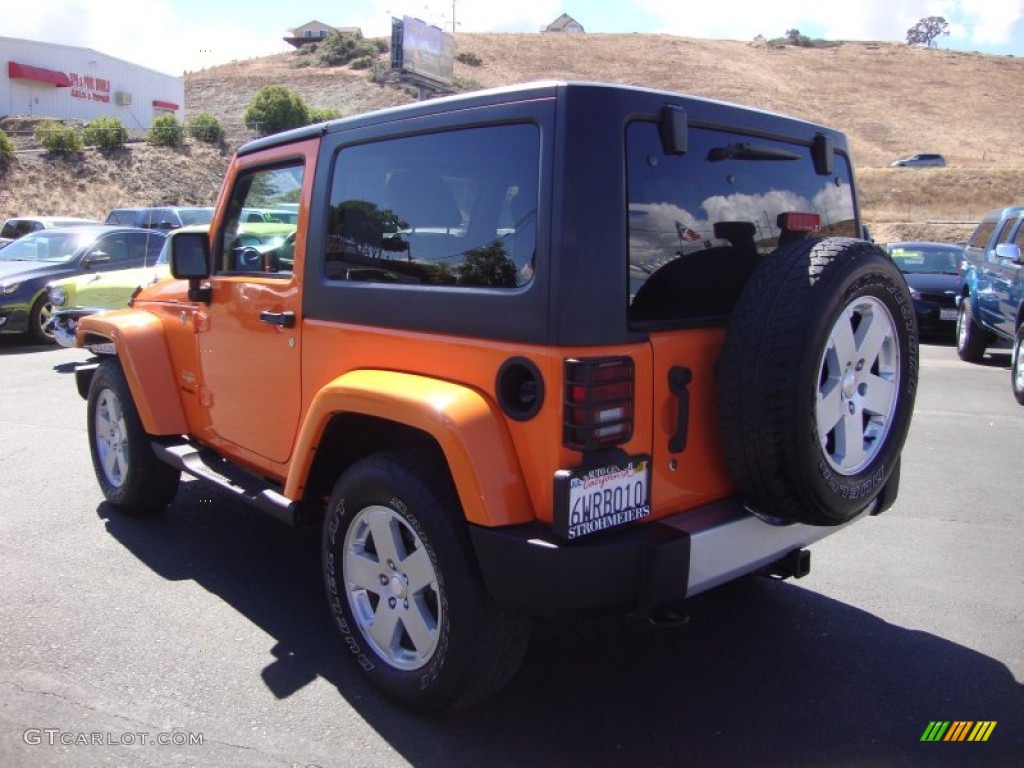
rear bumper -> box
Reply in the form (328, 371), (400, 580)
(469, 497), (862, 618)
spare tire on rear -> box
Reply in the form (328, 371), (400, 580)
(717, 237), (918, 526)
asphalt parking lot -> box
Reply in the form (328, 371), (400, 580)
(0, 337), (1021, 767)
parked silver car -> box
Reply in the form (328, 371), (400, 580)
(890, 153), (946, 168)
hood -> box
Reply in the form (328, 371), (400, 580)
(0, 260), (71, 280)
(902, 271), (959, 294)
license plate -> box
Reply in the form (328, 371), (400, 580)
(554, 458), (651, 540)
(940, 308), (957, 321)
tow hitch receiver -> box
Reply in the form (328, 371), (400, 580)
(765, 549), (811, 580)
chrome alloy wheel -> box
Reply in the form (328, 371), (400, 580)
(343, 504), (441, 671)
(94, 388), (130, 488)
(816, 296), (900, 475)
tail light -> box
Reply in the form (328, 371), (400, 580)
(563, 357), (634, 451)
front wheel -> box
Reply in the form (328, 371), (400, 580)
(87, 360), (180, 515)
(1012, 324), (1024, 406)
(322, 449), (529, 712)
(956, 297), (989, 362)
(29, 294), (55, 345)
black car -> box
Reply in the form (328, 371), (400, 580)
(886, 241), (963, 337)
(0, 226), (166, 343)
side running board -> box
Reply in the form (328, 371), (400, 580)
(152, 440), (305, 526)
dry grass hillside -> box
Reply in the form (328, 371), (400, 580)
(2, 33), (1022, 244)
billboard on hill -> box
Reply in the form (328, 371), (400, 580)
(390, 16), (454, 87)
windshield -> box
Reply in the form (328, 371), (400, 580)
(179, 209), (214, 226)
(889, 245), (961, 274)
(0, 231), (93, 263)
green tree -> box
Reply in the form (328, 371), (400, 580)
(785, 28), (813, 47)
(185, 112), (224, 144)
(0, 128), (15, 164)
(82, 116), (128, 149)
(906, 16), (950, 47)
(34, 121), (83, 154)
(243, 85), (310, 136)
(147, 114), (184, 146)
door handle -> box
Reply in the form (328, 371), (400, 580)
(668, 366), (692, 454)
(259, 310), (295, 329)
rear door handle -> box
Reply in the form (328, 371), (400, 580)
(259, 310), (295, 329)
(668, 366), (692, 454)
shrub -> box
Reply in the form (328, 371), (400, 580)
(244, 85), (310, 136)
(147, 114), (184, 146)
(186, 112), (224, 144)
(82, 116), (128, 149)
(308, 107), (342, 124)
(35, 121), (83, 154)
(456, 52), (482, 67)
(314, 33), (380, 67)
(0, 128), (14, 163)
(349, 55), (376, 71)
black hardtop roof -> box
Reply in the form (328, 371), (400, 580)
(237, 80), (848, 157)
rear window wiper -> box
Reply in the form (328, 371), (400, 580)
(707, 142), (801, 162)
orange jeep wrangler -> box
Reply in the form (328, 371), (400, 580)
(74, 82), (918, 711)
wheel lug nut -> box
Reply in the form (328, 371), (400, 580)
(388, 597), (397, 609)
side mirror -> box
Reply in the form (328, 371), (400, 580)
(170, 231), (212, 303)
(995, 243), (1022, 264)
(83, 251), (111, 267)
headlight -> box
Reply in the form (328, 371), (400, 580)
(0, 281), (21, 295)
(48, 285), (68, 306)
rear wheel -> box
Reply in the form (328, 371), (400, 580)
(718, 238), (918, 526)
(322, 448), (529, 711)
(87, 360), (180, 515)
(956, 297), (989, 362)
(1012, 324), (1024, 406)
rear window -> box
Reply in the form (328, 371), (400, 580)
(966, 220), (995, 251)
(324, 123), (539, 288)
(627, 122), (856, 324)
(105, 210), (138, 225)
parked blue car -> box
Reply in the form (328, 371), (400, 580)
(956, 206), (1024, 404)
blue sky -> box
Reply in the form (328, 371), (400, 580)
(6, 0), (1023, 76)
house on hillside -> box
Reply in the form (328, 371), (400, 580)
(283, 21), (364, 48)
(542, 14), (585, 33)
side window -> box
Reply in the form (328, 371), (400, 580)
(217, 163), (303, 276)
(991, 218), (1017, 262)
(125, 232), (165, 264)
(1013, 220), (1024, 250)
(967, 220), (996, 250)
(93, 233), (130, 264)
(626, 121), (856, 325)
(325, 123), (539, 288)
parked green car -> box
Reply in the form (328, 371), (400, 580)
(46, 222), (294, 346)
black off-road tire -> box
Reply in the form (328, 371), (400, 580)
(28, 294), (55, 345)
(956, 296), (990, 363)
(322, 448), (530, 712)
(87, 359), (180, 515)
(1012, 323), (1024, 406)
(717, 237), (918, 526)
